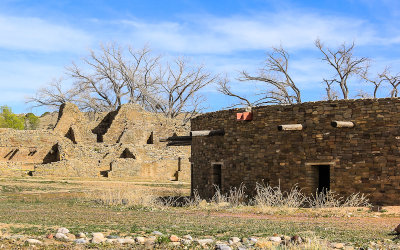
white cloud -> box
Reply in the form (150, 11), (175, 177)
(0, 15), (92, 52)
(115, 10), (384, 54)
(0, 59), (64, 90)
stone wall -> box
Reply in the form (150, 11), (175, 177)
(191, 98), (400, 205)
(0, 128), (66, 176)
(0, 103), (190, 181)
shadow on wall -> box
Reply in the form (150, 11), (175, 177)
(120, 148), (135, 159)
(65, 127), (77, 144)
(42, 144), (60, 164)
(91, 109), (119, 142)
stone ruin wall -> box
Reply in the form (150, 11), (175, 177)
(0, 129), (64, 175)
(191, 98), (400, 205)
(0, 103), (190, 181)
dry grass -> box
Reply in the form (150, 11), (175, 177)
(211, 183), (247, 207)
(79, 181), (371, 219)
(306, 190), (371, 208)
(84, 184), (158, 207)
(206, 183), (371, 210)
(253, 182), (306, 208)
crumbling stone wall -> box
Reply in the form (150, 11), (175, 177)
(191, 98), (400, 205)
(0, 103), (190, 181)
(0, 128), (67, 176)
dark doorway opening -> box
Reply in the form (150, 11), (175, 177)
(212, 164), (222, 190)
(100, 171), (109, 177)
(147, 132), (154, 144)
(190, 163), (194, 196)
(65, 127), (77, 144)
(316, 165), (330, 193)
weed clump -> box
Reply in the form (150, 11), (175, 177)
(253, 182), (306, 208)
(84, 182), (371, 210)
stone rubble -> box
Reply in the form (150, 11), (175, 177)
(1, 226), (397, 249)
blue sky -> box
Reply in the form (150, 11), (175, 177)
(1, 0), (400, 114)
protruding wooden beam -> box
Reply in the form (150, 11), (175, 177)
(190, 129), (225, 137)
(277, 124), (303, 131)
(159, 136), (192, 142)
(331, 121), (354, 128)
(167, 141), (192, 146)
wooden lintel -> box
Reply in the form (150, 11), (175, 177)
(159, 136), (192, 142)
(190, 129), (225, 137)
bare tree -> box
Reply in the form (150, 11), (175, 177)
(355, 89), (372, 99)
(28, 44), (215, 123)
(315, 39), (368, 99)
(323, 79), (339, 100)
(154, 58), (217, 122)
(218, 46), (301, 108)
(218, 77), (253, 108)
(27, 78), (79, 110)
(380, 68), (400, 97)
(359, 65), (386, 98)
(65, 44), (151, 112)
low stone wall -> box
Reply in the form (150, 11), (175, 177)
(191, 98), (400, 205)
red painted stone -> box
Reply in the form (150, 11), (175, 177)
(242, 112), (253, 121)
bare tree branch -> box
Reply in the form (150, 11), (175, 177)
(217, 77), (253, 108)
(315, 39), (369, 99)
(219, 46), (301, 108)
(323, 79), (339, 100)
(359, 64), (386, 98)
(153, 58), (217, 122)
(379, 67), (400, 97)
(26, 78), (79, 110)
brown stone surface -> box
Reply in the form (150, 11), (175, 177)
(191, 98), (400, 205)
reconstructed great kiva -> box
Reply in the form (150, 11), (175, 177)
(0, 103), (190, 181)
(190, 98), (400, 205)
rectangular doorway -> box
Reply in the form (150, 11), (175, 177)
(315, 165), (330, 193)
(211, 164), (222, 189)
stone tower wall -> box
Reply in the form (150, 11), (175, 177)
(191, 98), (400, 205)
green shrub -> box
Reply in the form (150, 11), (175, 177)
(0, 106), (24, 130)
(0, 107), (40, 130)
(24, 113), (39, 130)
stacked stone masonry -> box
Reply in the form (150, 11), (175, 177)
(191, 98), (400, 205)
(0, 103), (190, 181)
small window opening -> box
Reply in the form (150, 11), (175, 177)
(42, 144), (61, 164)
(28, 149), (37, 156)
(120, 148), (135, 159)
(100, 170), (109, 177)
(4, 150), (13, 158)
(147, 132), (154, 144)
(65, 127), (77, 144)
(8, 149), (19, 160)
(178, 157), (181, 171)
